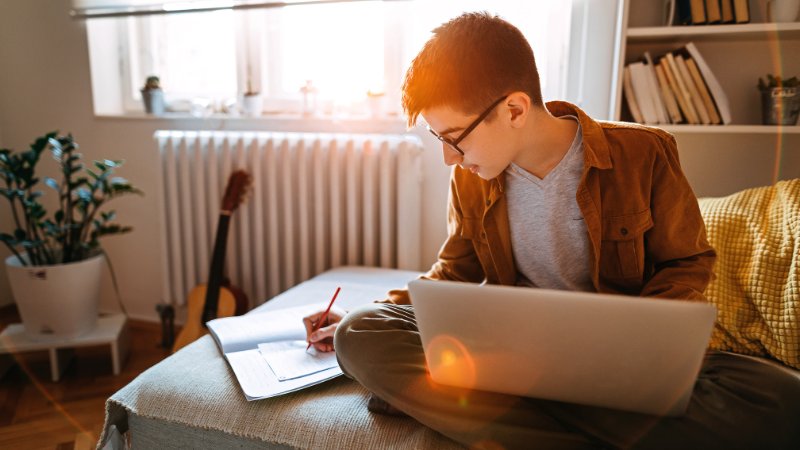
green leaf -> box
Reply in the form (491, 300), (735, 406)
(14, 229), (27, 240)
(94, 161), (107, 172)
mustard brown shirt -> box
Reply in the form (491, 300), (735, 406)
(385, 101), (716, 304)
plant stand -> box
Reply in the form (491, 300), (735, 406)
(0, 314), (129, 382)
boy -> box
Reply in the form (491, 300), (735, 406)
(304, 12), (800, 449)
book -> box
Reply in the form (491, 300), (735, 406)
(685, 42), (732, 124)
(655, 62), (684, 123)
(628, 62), (659, 124)
(678, 0), (708, 24)
(675, 54), (712, 124)
(720, 0), (735, 23)
(623, 66), (645, 123)
(705, 0), (722, 23)
(733, 0), (750, 23)
(685, 56), (722, 124)
(644, 52), (670, 124)
(207, 304), (344, 400)
(664, 53), (700, 124)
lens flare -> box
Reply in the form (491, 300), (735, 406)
(425, 334), (477, 389)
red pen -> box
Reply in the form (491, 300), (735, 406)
(307, 286), (342, 350)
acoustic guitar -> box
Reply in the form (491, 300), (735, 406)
(173, 170), (252, 352)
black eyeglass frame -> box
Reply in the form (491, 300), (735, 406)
(427, 95), (508, 156)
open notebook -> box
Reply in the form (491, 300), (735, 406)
(207, 304), (343, 400)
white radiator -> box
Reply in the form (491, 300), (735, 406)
(155, 130), (423, 307)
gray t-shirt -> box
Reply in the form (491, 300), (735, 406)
(504, 116), (593, 292)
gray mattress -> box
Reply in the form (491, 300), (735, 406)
(99, 266), (462, 449)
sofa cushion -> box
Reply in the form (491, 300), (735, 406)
(699, 179), (799, 369)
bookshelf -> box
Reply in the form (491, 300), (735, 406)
(613, 0), (800, 196)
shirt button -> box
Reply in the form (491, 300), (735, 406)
(481, 231), (486, 239)
(620, 227), (628, 236)
(485, 199), (491, 206)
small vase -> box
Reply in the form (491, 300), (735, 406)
(767, 0), (800, 22)
(141, 88), (165, 115)
(5, 253), (104, 341)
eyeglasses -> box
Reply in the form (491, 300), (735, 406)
(427, 95), (508, 156)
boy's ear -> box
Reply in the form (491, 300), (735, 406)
(506, 92), (530, 126)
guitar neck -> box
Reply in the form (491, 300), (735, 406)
(202, 214), (231, 324)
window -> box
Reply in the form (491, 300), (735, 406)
(86, 0), (573, 117)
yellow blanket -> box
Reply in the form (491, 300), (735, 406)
(699, 179), (799, 369)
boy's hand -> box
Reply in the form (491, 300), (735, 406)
(302, 306), (347, 353)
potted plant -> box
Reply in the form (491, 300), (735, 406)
(0, 132), (142, 340)
(758, 74), (800, 125)
(141, 75), (165, 115)
(241, 77), (262, 117)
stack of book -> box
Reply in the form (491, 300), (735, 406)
(674, 0), (750, 25)
(622, 42), (732, 126)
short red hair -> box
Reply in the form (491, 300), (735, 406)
(401, 12), (544, 127)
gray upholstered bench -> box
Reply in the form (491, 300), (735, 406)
(99, 266), (462, 450)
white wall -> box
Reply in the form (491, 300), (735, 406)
(0, 0), (451, 318)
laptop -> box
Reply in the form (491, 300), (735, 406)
(407, 279), (716, 416)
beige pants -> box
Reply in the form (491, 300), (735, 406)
(334, 303), (800, 450)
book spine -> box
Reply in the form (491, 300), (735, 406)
(665, 53), (700, 124)
(644, 52), (670, 124)
(686, 57), (722, 124)
(720, 0), (735, 23)
(733, 0), (750, 23)
(705, 0), (722, 23)
(629, 62), (659, 124)
(655, 63), (684, 123)
(691, 0), (708, 24)
(623, 66), (645, 124)
(676, 55), (711, 124)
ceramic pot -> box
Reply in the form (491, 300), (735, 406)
(5, 253), (104, 341)
(767, 0), (800, 22)
(241, 93), (263, 117)
(141, 88), (165, 115)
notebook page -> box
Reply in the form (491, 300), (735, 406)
(259, 341), (339, 381)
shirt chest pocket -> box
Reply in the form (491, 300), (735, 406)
(460, 217), (488, 244)
(600, 209), (653, 279)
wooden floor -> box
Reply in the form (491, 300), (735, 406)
(0, 305), (173, 450)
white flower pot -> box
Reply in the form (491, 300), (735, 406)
(5, 253), (104, 341)
(241, 93), (263, 117)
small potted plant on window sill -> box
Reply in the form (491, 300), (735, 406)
(0, 132), (143, 340)
(758, 74), (800, 125)
(141, 75), (165, 115)
(240, 78), (263, 117)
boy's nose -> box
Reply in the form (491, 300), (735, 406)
(442, 144), (462, 166)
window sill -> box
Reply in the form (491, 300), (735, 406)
(94, 111), (409, 134)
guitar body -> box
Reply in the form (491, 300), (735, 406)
(173, 284), (237, 352)
(222, 277), (249, 316)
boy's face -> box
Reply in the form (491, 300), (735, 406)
(422, 99), (516, 180)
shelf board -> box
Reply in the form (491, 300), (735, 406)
(655, 124), (800, 134)
(627, 22), (800, 42)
